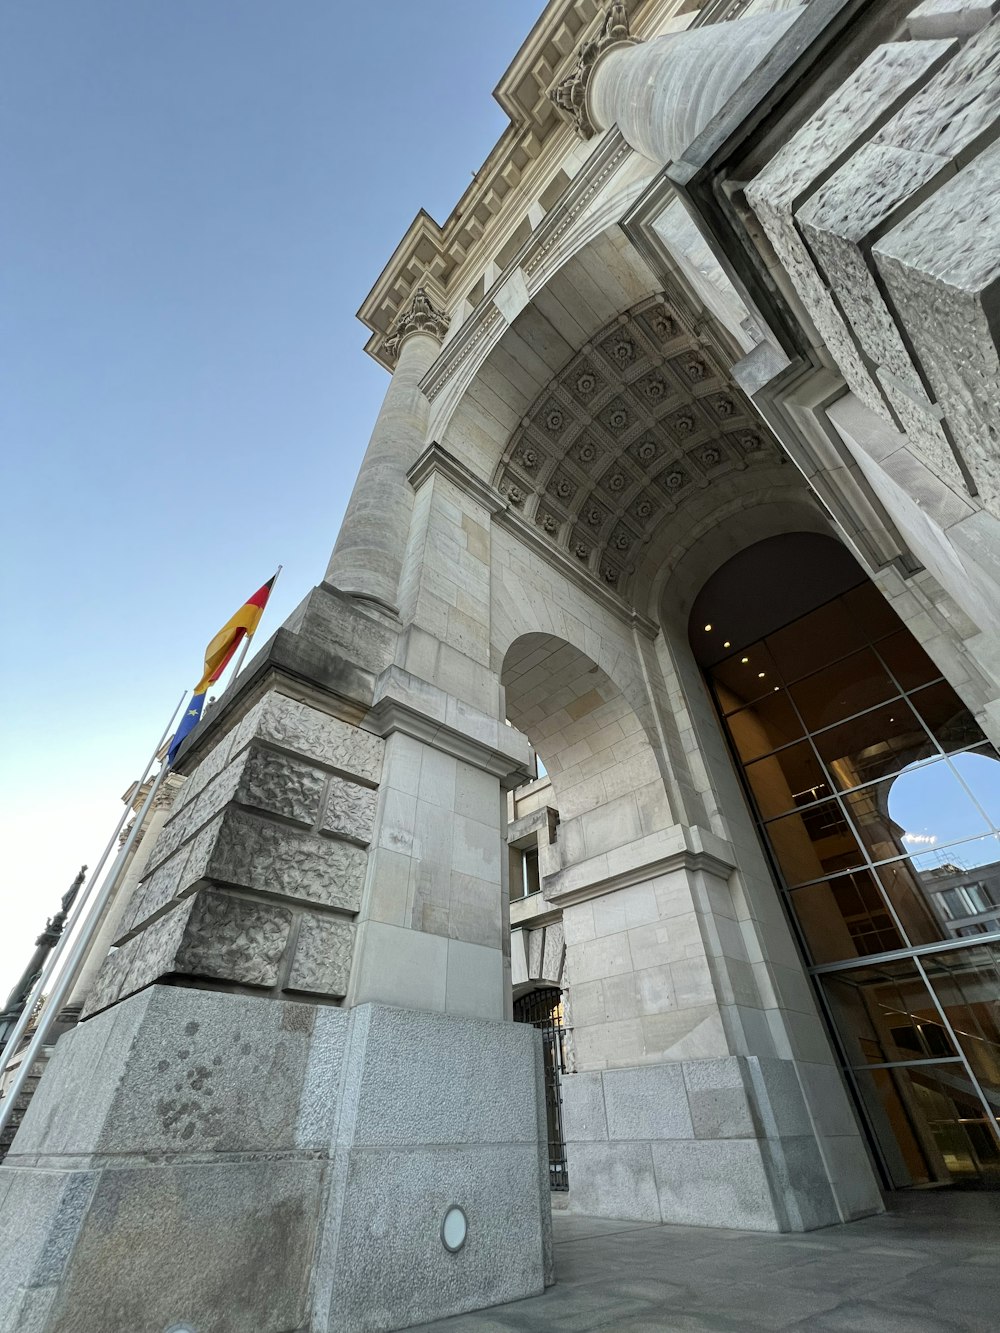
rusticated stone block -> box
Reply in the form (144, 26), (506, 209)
(121, 808), (369, 943)
(321, 775), (377, 843)
(286, 914), (354, 997)
(210, 808), (368, 911)
(87, 889), (293, 1016)
(230, 691), (383, 783)
(145, 753), (247, 874)
(873, 138), (1000, 514)
(235, 746), (326, 825)
(170, 726), (235, 816)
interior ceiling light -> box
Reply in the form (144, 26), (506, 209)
(741, 656), (749, 664)
(758, 672), (766, 678)
(704, 623), (712, 631)
(723, 641), (731, 648)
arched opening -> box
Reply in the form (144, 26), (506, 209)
(693, 533), (1000, 1191)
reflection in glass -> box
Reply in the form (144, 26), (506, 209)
(876, 631), (940, 692)
(822, 959), (954, 1067)
(910, 681), (982, 753)
(767, 798), (865, 887)
(790, 872), (902, 964)
(887, 759), (991, 853)
(842, 583), (905, 644)
(952, 748), (1000, 827)
(743, 740), (829, 819)
(789, 649), (896, 732)
(727, 691), (803, 763)
(814, 701), (932, 792)
(766, 599), (866, 683)
(853, 1063), (1000, 1189)
(705, 571), (1000, 1190)
(923, 945), (1000, 1109)
(876, 860), (955, 948)
(712, 641), (780, 714)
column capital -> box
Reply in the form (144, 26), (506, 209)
(382, 285), (449, 366)
(549, 2), (636, 140)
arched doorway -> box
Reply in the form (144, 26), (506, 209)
(692, 533), (1000, 1190)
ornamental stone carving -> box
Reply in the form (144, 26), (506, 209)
(493, 295), (779, 596)
(549, 2), (636, 139)
(382, 285), (449, 366)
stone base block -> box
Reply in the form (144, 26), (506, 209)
(0, 987), (551, 1332)
(561, 1055), (883, 1232)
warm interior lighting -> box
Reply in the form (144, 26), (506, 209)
(704, 623), (712, 631)
(723, 641), (731, 648)
(758, 672), (766, 678)
(741, 656), (749, 664)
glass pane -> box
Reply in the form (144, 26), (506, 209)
(910, 681), (983, 754)
(814, 700), (933, 792)
(951, 748), (1000, 828)
(922, 945), (1000, 1103)
(711, 642), (781, 714)
(766, 598), (866, 684)
(883, 758), (991, 863)
(841, 583), (903, 643)
(789, 648), (897, 732)
(789, 871), (903, 964)
(876, 630), (940, 692)
(876, 860), (954, 948)
(905, 835), (1000, 946)
(766, 798), (865, 887)
(852, 1063), (1000, 1189)
(822, 959), (956, 1066)
(728, 691), (803, 763)
(743, 740), (830, 819)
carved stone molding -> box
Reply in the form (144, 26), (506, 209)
(382, 285), (449, 366)
(549, 2), (636, 140)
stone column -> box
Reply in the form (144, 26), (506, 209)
(551, 5), (798, 167)
(325, 287), (448, 613)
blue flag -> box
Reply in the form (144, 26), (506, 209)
(167, 691), (206, 766)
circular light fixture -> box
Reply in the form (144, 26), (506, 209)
(723, 641), (731, 648)
(441, 1205), (468, 1254)
(741, 657), (749, 664)
(758, 672), (766, 679)
(704, 623), (712, 632)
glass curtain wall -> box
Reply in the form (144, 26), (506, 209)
(701, 564), (1000, 1190)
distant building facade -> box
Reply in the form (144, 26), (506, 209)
(5, 1), (1000, 1329)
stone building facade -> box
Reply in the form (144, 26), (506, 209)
(3, 0), (1000, 1329)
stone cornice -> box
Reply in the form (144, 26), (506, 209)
(419, 131), (632, 405)
(365, 694), (532, 788)
(356, 3), (657, 369)
(543, 832), (737, 907)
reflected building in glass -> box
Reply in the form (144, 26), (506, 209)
(697, 533), (1000, 1191)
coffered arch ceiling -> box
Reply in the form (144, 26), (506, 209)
(493, 295), (785, 600)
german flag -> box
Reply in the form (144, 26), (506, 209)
(167, 574), (277, 765)
(194, 574), (276, 693)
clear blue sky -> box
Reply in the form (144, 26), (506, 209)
(0, 1), (542, 996)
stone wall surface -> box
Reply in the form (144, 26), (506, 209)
(0, 989), (551, 1333)
(560, 1054), (881, 1231)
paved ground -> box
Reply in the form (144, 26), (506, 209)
(412, 1191), (1000, 1332)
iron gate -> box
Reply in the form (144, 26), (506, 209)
(513, 987), (569, 1191)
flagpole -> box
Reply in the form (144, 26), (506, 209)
(0, 692), (185, 1116)
(227, 564), (282, 685)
